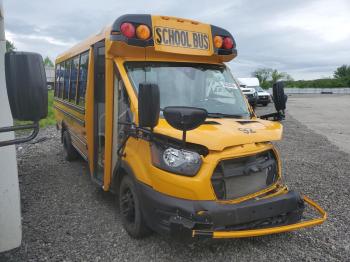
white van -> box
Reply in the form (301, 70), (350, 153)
(238, 77), (271, 106)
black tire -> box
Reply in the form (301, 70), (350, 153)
(119, 175), (151, 238)
(262, 103), (268, 107)
(62, 130), (78, 161)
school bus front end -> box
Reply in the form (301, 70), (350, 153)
(54, 14), (326, 239)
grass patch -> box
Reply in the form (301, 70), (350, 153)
(15, 89), (56, 128)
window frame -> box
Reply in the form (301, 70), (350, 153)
(54, 63), (59, 97)
(77, 51), (89, 107)
(63, 60), (71, 100)
(68, 55), (80, 103)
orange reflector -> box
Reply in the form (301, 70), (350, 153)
(136, 25), (151, 40)
(214, 36), (223, 48)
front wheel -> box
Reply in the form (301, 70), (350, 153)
(62, 130), (78, 161)
(119, 175), (151, 238)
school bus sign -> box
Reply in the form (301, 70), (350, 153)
(152, 16), (213, 56)
(154, 27), (210, 50)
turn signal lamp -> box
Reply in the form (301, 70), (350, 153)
(136, 25), (151, 40)
(214, 36), (223, 48)
(120, 22), (135, 38)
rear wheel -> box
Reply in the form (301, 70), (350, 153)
(119, 175), (151, 238)
(62, 130), (78, 161)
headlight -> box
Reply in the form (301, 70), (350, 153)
(151, 144), (202, 176)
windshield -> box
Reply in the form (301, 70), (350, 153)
(125, 62), (250, 118)
(253, 86), (264, 92)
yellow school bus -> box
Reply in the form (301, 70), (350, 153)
(53, 14), (326, 239)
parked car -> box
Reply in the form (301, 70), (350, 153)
(253, 85), (271, 106)
(239, 84), (258, 108)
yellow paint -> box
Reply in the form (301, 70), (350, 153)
(103, 57), (114, 190)
(85, 47), (95, 174)
(53, 14), (326, 238)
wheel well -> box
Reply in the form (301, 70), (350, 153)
(111, 162), (133, 194)
(61, 121), (67, 143)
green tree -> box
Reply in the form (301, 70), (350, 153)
(334, 65), (350, 78)
(334, 65), (350, 86)
(6, 40), (16, 52)
(252, 68), (272, 89)
(43, 56), (54, 67)
(271, 69), (293, 83)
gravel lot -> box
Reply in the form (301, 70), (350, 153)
(1, 104), (349, 261)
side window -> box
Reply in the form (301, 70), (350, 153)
(117, 73), (132, 146)
(58, 62), (65, 98)
(63, 60), (71, 100)
(78, 52), (89, 106)
(118, 78), (132, 123)
(54, 64), (60, 97)
(69, 56), (79, 103)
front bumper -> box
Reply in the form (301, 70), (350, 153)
(136, 182), (326, 239)
(257, 96), (271, 103)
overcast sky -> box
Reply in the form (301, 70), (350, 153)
(4, 0), (350, 80)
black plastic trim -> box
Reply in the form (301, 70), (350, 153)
(210, 25), (237, 56)
(134, 179), (304, 238)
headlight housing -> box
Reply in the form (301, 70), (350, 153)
(151, 143), (202, 176)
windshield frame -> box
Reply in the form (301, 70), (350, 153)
(124, 61), (251, 118)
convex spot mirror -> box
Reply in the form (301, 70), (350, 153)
(5, 52), (48, 121)
(163, 107), (208, 132)
(138, 82), (160, 128)
(273, 81), (287, 112)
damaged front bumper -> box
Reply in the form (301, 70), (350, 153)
(136, 181), (327, 239)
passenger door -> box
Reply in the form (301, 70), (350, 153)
(93, 41), (105, 183)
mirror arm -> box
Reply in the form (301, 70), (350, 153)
(259, 111), (285, 121)
(0, 121), (40, 147)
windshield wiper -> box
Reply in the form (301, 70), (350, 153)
(207, 112), (245, 119)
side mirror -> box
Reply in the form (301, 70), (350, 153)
(259, 81), (287, 121)
(163, 106), (207, 144)
(273, 81), (287, 112)
(0, 52), (47, 147)
(138, 83), (160, 129)
(5, 52), (48, 121)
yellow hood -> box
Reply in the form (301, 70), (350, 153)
(154, 118), (283, 151)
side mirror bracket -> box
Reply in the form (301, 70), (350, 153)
(0, 122), (39, 147)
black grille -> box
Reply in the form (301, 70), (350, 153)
(211, 150), (278, 200)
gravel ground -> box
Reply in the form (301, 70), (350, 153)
(1, 105), (349, 261)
